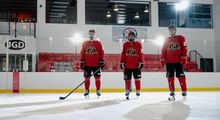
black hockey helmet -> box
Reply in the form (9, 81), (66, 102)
(128, 31), (136, 37)
(89, 29), (95, 33)
(168, 25), (176, 29)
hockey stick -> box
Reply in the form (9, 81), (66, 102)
(59, 67), (101, 100)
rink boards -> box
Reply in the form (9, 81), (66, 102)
(0, 72), (220, 93)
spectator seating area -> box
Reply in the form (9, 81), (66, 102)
(37, 53), (202, 72)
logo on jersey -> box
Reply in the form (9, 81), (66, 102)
(126, 48), (137, 56)
(168, 42), (180, 50)
(86, 46), (97, 54)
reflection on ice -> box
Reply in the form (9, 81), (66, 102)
(0, 92), (219, 120)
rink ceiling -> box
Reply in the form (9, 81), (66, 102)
(0, 72), (220, 93)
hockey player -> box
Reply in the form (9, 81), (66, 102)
(161, 25), (188, 101)
(80, 29), (105, 97)
(120, 31), (144, 100)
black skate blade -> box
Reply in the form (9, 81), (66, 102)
(126, 96), (129, 100)
(136, 94), (140, 97)
(97, 93), (101, 97)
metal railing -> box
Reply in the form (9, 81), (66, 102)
(189, 50), (211, 72)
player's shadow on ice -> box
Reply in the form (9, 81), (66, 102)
(0, 97), (91, 109)
(0, 98), (125, 120)
(125, 100), (191, 120)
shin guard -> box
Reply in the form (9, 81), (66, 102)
(135, 79), (141, 91)
(125, 80), (131, 91)
(178, 77), (187, 91)
(95, 77), (101, 90)
(84, 77), (90, 90)
(168, 77), (175, 92)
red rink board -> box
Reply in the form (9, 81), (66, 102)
(13, 72), (19, 93)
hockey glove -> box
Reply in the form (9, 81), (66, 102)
(80, 61), (85, 70)
(99, 61), (105, 69)
(181, 57), (187, 65)
(120, 63), (125, 70)
(138, 62), (144, 70)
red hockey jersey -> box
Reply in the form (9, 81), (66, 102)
(120, 41), (144, 69)
(161, 35), (187, 63)
(80, 40), (104, 67)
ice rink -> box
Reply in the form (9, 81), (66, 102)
(0, 92), (220, 120)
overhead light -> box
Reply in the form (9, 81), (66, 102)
(117, 11), (126, 14)
(50, 15), (62, 18)
(106, 10), (111, 17)
(144, 6), (149, 13)
(154, 36), (165, 47)
(49, 37), (53, 41)
(117, 19), (125, 24)
(113, 4), (119, 11)
(71, 33), (83, 44)
(134, 12), (140, 19)
(53, 1), (69, 5)
(175, 0), (189, 11)
(51, 9), (66, 12)
(110, 0), (149, 4)
(117, 14), (126, 17)
(52, 5), (68, 8)
(117, 16), (126, 20)
(50, 13), (66, 16)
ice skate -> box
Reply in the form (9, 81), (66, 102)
(125, 90), (130, 100)
(168, 95), (175, 101)
(96, 90), (101, 97)
(84, 90), (89, 98)
(168, 92), (175, 101)
(136, 90), (140, 97)
(182, 91), (187, 101)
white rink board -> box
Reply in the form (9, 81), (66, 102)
(1, 72), (220, 89)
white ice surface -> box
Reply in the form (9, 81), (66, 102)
(0, 92), (220, 120)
